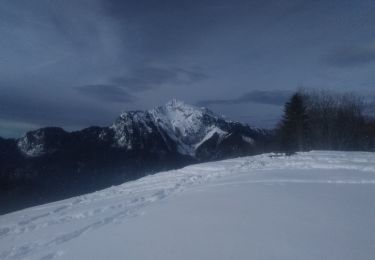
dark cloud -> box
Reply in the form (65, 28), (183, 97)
(198, 90), (293, 107)
(326, 44), (375, 67)
(0, 86), (117, 133)
(100, 0), (256, 57)
(75, 65), (208, 104)
(1, 0), (375, 136)
(111, 65), (207, 92)
(76, 84), (135, 103)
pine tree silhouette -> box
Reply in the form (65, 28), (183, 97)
(279, 93), (309, 155)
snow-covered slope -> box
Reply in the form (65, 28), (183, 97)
(1, 151), (374, 260)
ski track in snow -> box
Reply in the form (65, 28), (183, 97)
(0, 151), (374, 260)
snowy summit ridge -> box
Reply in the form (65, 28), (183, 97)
(110, 99), (261, 157)
(14, 99), (267, 160)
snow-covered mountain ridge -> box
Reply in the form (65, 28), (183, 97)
(110, 99), (263, 156)
(15, 99), (265, 158)
(0, 100), (272, 214)
(1, 151), (374, 260)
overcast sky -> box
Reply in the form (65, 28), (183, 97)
(1, 0), (375, 137)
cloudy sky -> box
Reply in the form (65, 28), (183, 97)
(1, 0), (375, 137)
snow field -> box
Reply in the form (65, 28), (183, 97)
(0, 151), (374, 260)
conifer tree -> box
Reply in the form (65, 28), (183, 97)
(279, 93), (309, 155)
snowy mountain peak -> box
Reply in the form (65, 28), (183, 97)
(110, 110), (155, 149)
(17, 130), (45, 157)
(107, 100), (263, 156)
(148, 100), (225, 155)
(17, 127), (67, 157)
